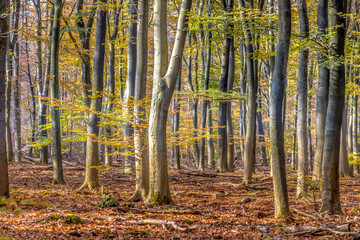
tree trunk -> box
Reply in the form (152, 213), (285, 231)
(50, 0), (65, 184)
(339, 104), (351, 177)
(123, 0), (137, 173)
(146, 0), (192, 204)
(296, 0), (309, 198)
(319, 0), (346, 215)
(351, 94), (359, 174)
(269, 0), (291, 217)
(257, 97), (267, 166)
(199, 26), (212, 171)
(240, 0), (257, 183)
(129, 0), (149, 201)
(0, 0), (9, 197)
(227, 38), (235, 172)
(313, 0), (329, 181)
(13, 38), (21, 162)
(80, 0), (107, 190)
(5, 55), (13, 163)
(172, 70), (181, 170)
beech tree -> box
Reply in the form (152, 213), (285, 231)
(80, 0), (107, 190)
(146, 0), (192, 204)
(270, 0), (291, 217)
(320, 0), (346, 215)
(51, 0), (65, 184)
(0, 0), (9, 197)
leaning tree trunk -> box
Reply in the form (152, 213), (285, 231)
(146, 0), (192, 204)
(0, 0), (9, 197)
(50, 0), (65, 184)
(296, 0), (309, 198)
(129, 0), (149, 202)
(269, 0), (291, 218)
(80, 0), (107, 190)
(312, 0), (329, 181)
(319, 0), (346, 215)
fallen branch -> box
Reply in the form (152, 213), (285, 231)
(118, 207), (201, 215)
(22, 155), (40, 164)
(293, 208), (324, 227)
(283, 224), (360, 238)
(130, 219), (204, 231)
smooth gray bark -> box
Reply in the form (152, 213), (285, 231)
(296, 0), (309, 198)
(146, 0), (192, 204)
(0, 0), (9, 197)
(269, 0), (291, 217)
(50, 0), (65, 184)
(319, 0), (346, 215)
(313, 0), (329, 181)
(129, 0), (149, 202)
(80, 0), (107, 190)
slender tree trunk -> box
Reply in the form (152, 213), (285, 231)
(227, 38), (235, 172)
(339, 104), (351, 177)
(123, 0), (137, 173)
(270, 0), (291, 217)
(13, 38), (21, 162)
(199, 32), (212, 171)
(172, 70), (181, 170)
(217, 0), (233, 173)
(240, 0), (257, 183)
(313, 0), (329, 181)
(0, 0), (9, 197)
(129, 0), (149, 201)
(296, 0), (309, 197)
(351, 94), (359, 174)
(5, 55), (13, 162)
(319, 0), (346, 215)
(50, 0), (65, 184)
(146, 0), (192, 204)
(80, 0), (107, 190)
(257, 97), (267, 166)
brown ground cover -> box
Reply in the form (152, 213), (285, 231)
(1, 163), (359, 239)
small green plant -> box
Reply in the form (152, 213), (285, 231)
(63, 214), (83, 224)
(183, 219), (197, 225)
(98, 194), (119, 208)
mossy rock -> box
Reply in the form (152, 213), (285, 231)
(63, 214), (83, 224)
(98, 194), (119, 208)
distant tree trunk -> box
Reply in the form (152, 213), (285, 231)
(80, 0), (107, 190)
(307, 62), (314, 168)
(5, 56), (13, 162)
(296, 0), (309, 198)
(217, 0), (233, 173)
(50, 0), (65, 184)
(240, 0), (257, 183)
(257, 96), (267, 166)
(37, 2), (51, 164)
(227, 38), (235, 172)
(319, 0), (346, 215)
(129, 0), (149, 201)
(351, 94), (359, 174)
(146, 0), (192, 204)
(12, 0), (21, 162)
(105, 0), (122, 166)
(199, 25), (212, 171)
(339, 104), (351, 177)
(270, 0), (291, 217)
(172, 70), (181, 170)
(0, 0), (9, 197)
(123, 0), (137, 173)
(207, 102), (215, 168)
(313, 0), (329, 181)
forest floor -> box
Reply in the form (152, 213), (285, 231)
(1, 162), (360, 239)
